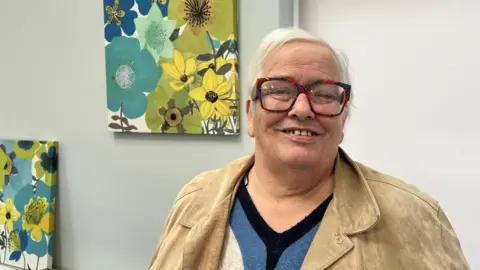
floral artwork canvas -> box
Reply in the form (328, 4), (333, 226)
(103, 0), (240, 135)
(0, 140), (57, 270)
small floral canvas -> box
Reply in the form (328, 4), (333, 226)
(0, 140), (57, 270)
(103, 0), (240, 135)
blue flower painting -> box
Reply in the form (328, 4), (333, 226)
(103, 0), (240, 135)
(0, 140), (57, 270)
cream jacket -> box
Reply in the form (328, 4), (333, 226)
(148, 148), (470, 269)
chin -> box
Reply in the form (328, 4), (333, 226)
(276, 150), (319, 168)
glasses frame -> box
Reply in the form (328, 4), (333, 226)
(254, 77), (352, 117)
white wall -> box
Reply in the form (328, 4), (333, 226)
(2, 0), (477, 268)
(300, 0), (479, 268)
(0, 1), (289, 269)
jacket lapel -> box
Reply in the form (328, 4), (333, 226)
(181, 194), (235, 270)
(302, 149), (381, 269)
(333, 149), (380, 234)
(301, 204), (354, 270)
(178, 155), (254, 270)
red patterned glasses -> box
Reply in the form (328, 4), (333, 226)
(254, 77), (351, 117)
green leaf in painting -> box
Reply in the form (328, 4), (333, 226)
(216, 64), (232, 75)
(224, 129), (235, 133)
(216, 40), (231, 58)
(0, 231), (5, 250)
(229, 40), (238, 53)
(197, 68), (209, 77)
(196, 53), (214, 61)
(123, 125), (138, 131)
(111, 115), (128, 125)
(120, 117), (129, 126)
(169, 28), (180, 42)
(108, 123), (122, 130)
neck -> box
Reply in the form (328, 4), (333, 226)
(248, 153), (335, 204)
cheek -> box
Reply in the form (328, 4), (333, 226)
(318, 118), (344, 136)
(256, 112), (287, 131)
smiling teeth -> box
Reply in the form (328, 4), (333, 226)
(286, 130), (313, 136)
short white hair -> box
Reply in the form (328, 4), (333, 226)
(247, 27), (353, 116)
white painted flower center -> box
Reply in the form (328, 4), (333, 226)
(115, 65), (135, 89)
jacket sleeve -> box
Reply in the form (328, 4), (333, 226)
(437, 206), (470, 269)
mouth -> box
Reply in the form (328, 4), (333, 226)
(280, 129), (319, 137)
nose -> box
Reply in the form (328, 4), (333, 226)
(287, 93), (315, 120)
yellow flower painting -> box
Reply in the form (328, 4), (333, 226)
(0, 198), (21, 233)
(104, 0), (239, 135)
(0, 139), (57, 270)
(189, 69), (233, 120)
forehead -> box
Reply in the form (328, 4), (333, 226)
(263, 40), (341, 83)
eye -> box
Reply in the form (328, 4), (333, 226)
(312, 92), (334, 98)
(267, 89), (292, 95)
(309, 84), (345, 103)
(261, 81), (296, 95)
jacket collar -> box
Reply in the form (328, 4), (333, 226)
(179, 147), (380, 235)
(179, 155), (253, 228)
(333, 148), (380, 234)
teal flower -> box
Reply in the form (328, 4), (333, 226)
(105, 36), (162, 118)
(134, 4), (176, 63)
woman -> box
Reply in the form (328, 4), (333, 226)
(148, 27), (469, 270)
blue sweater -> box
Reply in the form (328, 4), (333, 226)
(218, 179), (333, 270)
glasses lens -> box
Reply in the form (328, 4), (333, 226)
(309, 84), (346, 115)
(260, 80), (297, 111)
(259, 79), (347, 115)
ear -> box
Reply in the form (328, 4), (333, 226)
(246, 99), (255, 137)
